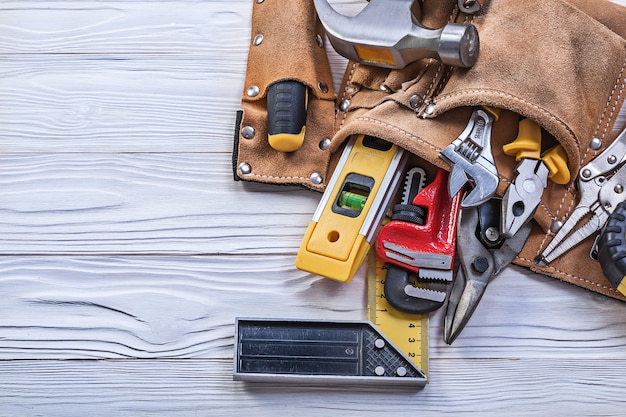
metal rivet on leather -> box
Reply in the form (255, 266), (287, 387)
(409, 95), (422, 109)
(319, 138), (331, 150)
(316, 34), (324, 48)
(424, 103), (436, 115)
(310, 172), (323, 184)
(241, 126), (255, 139)
(379, 84), (388, 92)
(550, 220), (563, 233)
(339, 99), (350, 111)
(256, 0), (264, 4)
(590, 137), (602, 150)
(318, 81), (329, 93)
(253, 34), (264, 46)
(247, 85), (260, 97)
(459, 0), (481, 14)
(238, 163), (252, 175)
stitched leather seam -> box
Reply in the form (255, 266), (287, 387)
(246, 173), (316, 181)
(421, 62), (444, 112)
(538, 53), (626, 255)
(435, 90), (574, 136)
(517, 256), (618, 294)
(337, 62), (358, 130)
(356, 117), (441, 152)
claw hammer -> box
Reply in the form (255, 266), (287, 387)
(314, 0), (480, 69)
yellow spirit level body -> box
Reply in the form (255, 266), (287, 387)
(296, 134), (408, 282)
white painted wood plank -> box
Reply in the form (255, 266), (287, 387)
(0, 153), (321, 254)
(0, 1), (252, 55)
(2, 358), (626, 416)
(2, 255), (626, 361)
(0, 55), (245, 153)
(0, 255), (367, 360)
(0, 1), (350, 153)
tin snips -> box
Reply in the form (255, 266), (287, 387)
(536, 126), (626, 266)
(444, 197), (532, 344)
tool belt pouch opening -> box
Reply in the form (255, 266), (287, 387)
(331, 0), (626, 299)
(233, 0), (336, 191)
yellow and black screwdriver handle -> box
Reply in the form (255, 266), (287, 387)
(266, 80), (308, 153)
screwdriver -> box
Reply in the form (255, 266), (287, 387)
(267, 80), (308, 153)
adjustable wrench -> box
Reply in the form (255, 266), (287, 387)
(439, 106), (501, 208)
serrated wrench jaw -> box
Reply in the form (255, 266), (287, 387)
(439, 108), (499, 207)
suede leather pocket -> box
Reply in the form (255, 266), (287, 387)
(331, 0), (626, 299)
(234, 0), (336, 191)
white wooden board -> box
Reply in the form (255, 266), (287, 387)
(2, 0), (626, 415)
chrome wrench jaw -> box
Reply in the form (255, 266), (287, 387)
(501, 159), (549, 238)
(439, 108), (499, 208)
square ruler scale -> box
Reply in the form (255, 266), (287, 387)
(367, 252), (429, 377)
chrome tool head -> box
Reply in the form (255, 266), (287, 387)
(314, 0), (479, 69)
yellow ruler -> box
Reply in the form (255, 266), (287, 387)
(367, 252), (429, 377)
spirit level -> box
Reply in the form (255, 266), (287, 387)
(295, 134), (408, 282)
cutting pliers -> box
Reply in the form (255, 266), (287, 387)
(444, 198), (532, 345)
(536, 127), (626, 266)
(501, 119), (570, 238)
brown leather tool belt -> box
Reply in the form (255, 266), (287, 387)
(234, 0), (626, 300)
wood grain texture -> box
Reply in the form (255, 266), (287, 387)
(2, 0), (626, 415)
(2, 359), (626, 416)
(1, 255), (626, 361)
(0, 153), (320, 254)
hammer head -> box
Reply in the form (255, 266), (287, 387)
(314, 0), (479, 69)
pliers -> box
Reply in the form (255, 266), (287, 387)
(440, 106), (501, 208)
(536, 126), (626, 266)
(444, 197), (532, 345)
(501, 119), (570, 238)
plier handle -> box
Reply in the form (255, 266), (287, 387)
(501, 119), (570, 238)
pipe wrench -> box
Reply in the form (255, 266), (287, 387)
(444, 198), (532, 344)
(440, 106), (501, 208)
(376, 167), (462, 314)
(536, 127), (626, 266)
(501, 119), (570, 238)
